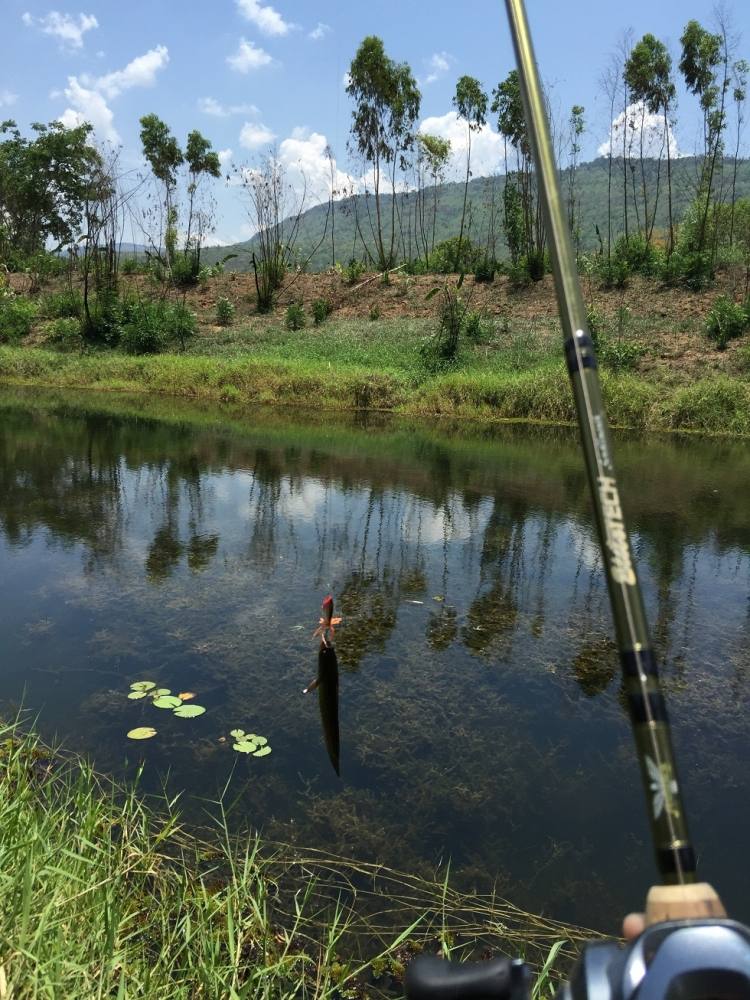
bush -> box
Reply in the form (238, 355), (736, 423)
(474, 257), (496, 283)
(46, 316), (83, 352)
(506, 259), (531, 289)
(369, 303), (381, 321)
(198, 262), (224, 286)
(705, 295), (748, 350)
(311, 298), (332, 325)
(119, 299), (196, 355)
(84, 289), (124, 344)
(41, 288), (83, 319)
(430, 237), (482, 274)
(171, 253), (200, 287)
(120, 257), (141, 275)
(599, 339), (645, 372)
(596, 254), (630, 289)
(337, 258), (366, 286)
(586, 305), (605, 353)
(614, 233), (661, 278)
(463, 311), (487, 340)
(165, 302), (196, 349)
(661, 250), (714, 291)
(0, 294), (38, 343)
(216, 297), (235, 327)
(285, 302), (305, 330)
(525, 249), (546, 282)
(404, 258), (428, 275)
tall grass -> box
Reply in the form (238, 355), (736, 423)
(0, 721), (585, 997)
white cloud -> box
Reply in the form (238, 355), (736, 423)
(95, 45), (169, 99)
(59, 77), (118, 142)
(239, 121), (276, 149)
(57, 45), (169, 143)
(419, 110), (505, 180)
(227, 38), (273, 73)
(0, 89), (18, 108)
(236, 0), (292, 36)
(342, 72), (352, 89)
(218, 148), (233, 171)
(422, 51), (452, 86)
(22, 10), (98, 50)
(308, 22), (330, 41)
(198, 96), (259, 117)
(598, 101), (682, 158)
(278, 128), (354, 204)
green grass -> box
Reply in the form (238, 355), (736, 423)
(0, 720), (584, 997)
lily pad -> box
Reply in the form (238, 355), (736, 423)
(153, 696), (183, 709)
(229, 728), (246, 739)
(127, 727), (157, 740)
(252, 736), (268, 747)
(173, 704), (206, 719)
(178, 692), (196, 701)
(253, 746), (272, 757)
(232, 741), (257, 754)
(153, 688), (171, 697)
(130, 681), (156, 692)
(128, 691), (148, 700)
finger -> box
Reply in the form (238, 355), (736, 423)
(623, 913), (646, 940)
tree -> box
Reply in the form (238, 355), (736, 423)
(624, 34), (676, 250)
(567, 105), (585, 254)
(415, 133), (450, 266)
(730, 59), (749, 246)
(139, 114), (183, 267)
(453, 76), (487, 269)
(346, 36), (420, 270)
(184, 130), (220, 268)
(0, 119), (101, 263)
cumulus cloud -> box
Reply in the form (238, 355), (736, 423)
(0, 90), (18, 108)
(236, 0), (292, 36)
(95, 45), (169, 98)
(198, 96), (259, 117)
(308, 22), (330, 41)
(227, 38), (273, 73)
(239, 121), (276, 149)
(218, 148), (233, 171)
(57, 45), (169, 144)
(59, 77), (118, 142)
(278, 128), (354, 204)
(22, 10), (98, 50)
(598, 101), (681, 158)
(419, 110), (505, 180)
(422, 51), (452, 86)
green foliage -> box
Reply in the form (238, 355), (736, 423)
(285, 302), (306, 331)
(84, 289), (127, 345)
(41, 288), (83, 320)
(139, 114), (183, 190)
(502, 181), (525, 264)
(120, 256), (141, 275)
(198, 262), (224, 286)
(704, 295), (748, 350)
(595, 254), (630, 289)
(170, 252), (200, 287)
(430, 237), (482, 274)
(599, 339), (646, 372)
(336, 258), (366, 285)
(119, 299), (196, 354)
(614, 233), (661, 277)
(312, 297), (333, 325)
(526, 249), (546, 282)
(164, 301), (196, 350)
(0, 294), (37, 343)
(422, 282), (473, 364)
(369, 303), (382, 321)
(660, 249), (714, 290)
(46, 316), (83, 352)
(215, 296), (235, 327)
(463, 311), (487, 340)
(586, 305), (604, 352)
(474, 257), (496, 283)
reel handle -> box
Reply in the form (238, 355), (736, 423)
(645, 882), (726, 925)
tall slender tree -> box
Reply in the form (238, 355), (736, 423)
(453, 75), (487, 268)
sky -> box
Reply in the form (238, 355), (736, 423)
(2, 0), (749, 245)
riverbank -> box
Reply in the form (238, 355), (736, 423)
(3, 270), (750, 435)
(0, 720), (584, 997)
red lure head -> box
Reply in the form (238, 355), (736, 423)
(321, 595), (334, 622)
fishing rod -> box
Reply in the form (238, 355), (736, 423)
(405, 0), (750, 996)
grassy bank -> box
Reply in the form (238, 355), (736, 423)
(2, 342), (750, 435)
(0, 721), (587, 998)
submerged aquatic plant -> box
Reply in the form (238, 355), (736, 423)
(230, 729), (272, 757)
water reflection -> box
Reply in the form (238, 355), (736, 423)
(0, 389), (749, 931)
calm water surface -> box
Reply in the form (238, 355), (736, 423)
(1, 388), (749, 932)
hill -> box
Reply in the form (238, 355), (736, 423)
(202, 156), (750, 273)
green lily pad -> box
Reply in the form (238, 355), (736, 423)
(127, 727), (157, 740)
(253, 736), (268, 747)
(130, 681), (156, 692)
(128, 691), (148, 700)
(253, 746), (272, 758)
(173, 704), (206, 719)
(153, 688), (171, 697)
(232, 741), (257, 754)
(153, 696), (183, 709)
(229, 729), (246, 739)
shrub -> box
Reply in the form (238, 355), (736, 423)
(463, 311), (486, 340)
(285, 302), (305, 330)
(46, 316), (83, 352)
(171, 253), (200, 287)
(506, 259), (531, 289)
(599, 339), (645, 372)
(41, 288), (83, 319)
(404, 258), (428, 275)
(198, 262), (224, 286)
(84, 289), (124, 344)
(311, 298), (332, 325)
(660, 250), (714, 291)
(0, 294), (38, 343)
(369, 303), (381, 321)
(337, 258), (366, 286)
(165, 301), (196, 349)
(216, 297), (235, 327)
(474, 256), (496, 283)
(596, 254), (630, 289)
(525, 249), (546, 282)
(430, 236), (482, 274)
(705, 295), (748, 350)
(120, 256), (141, 275)
(586, 305), (605, 353)
(614, 233), (661, 278)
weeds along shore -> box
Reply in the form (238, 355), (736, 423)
(0, 721), (589, 997)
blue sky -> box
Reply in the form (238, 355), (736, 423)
(2, 0), (749, 244)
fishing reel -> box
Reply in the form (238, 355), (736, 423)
(405, 917), (750, 1000)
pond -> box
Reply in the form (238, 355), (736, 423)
(0, 387), (748, 934)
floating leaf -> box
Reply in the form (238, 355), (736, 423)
(232, 741), (257, 754)
(128, 691), (148, 700)
(130, 681), (156, 692)
(253, 746), (272, 758)
(127, 727), (157, 740)
(178, 692), (196, 701)
(153, 696), (182, 709)
(173, 704), (206, 719)
(229, 729), (246, 739)
(153, 688), (171, 697)
(253, 736), (268, 747)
